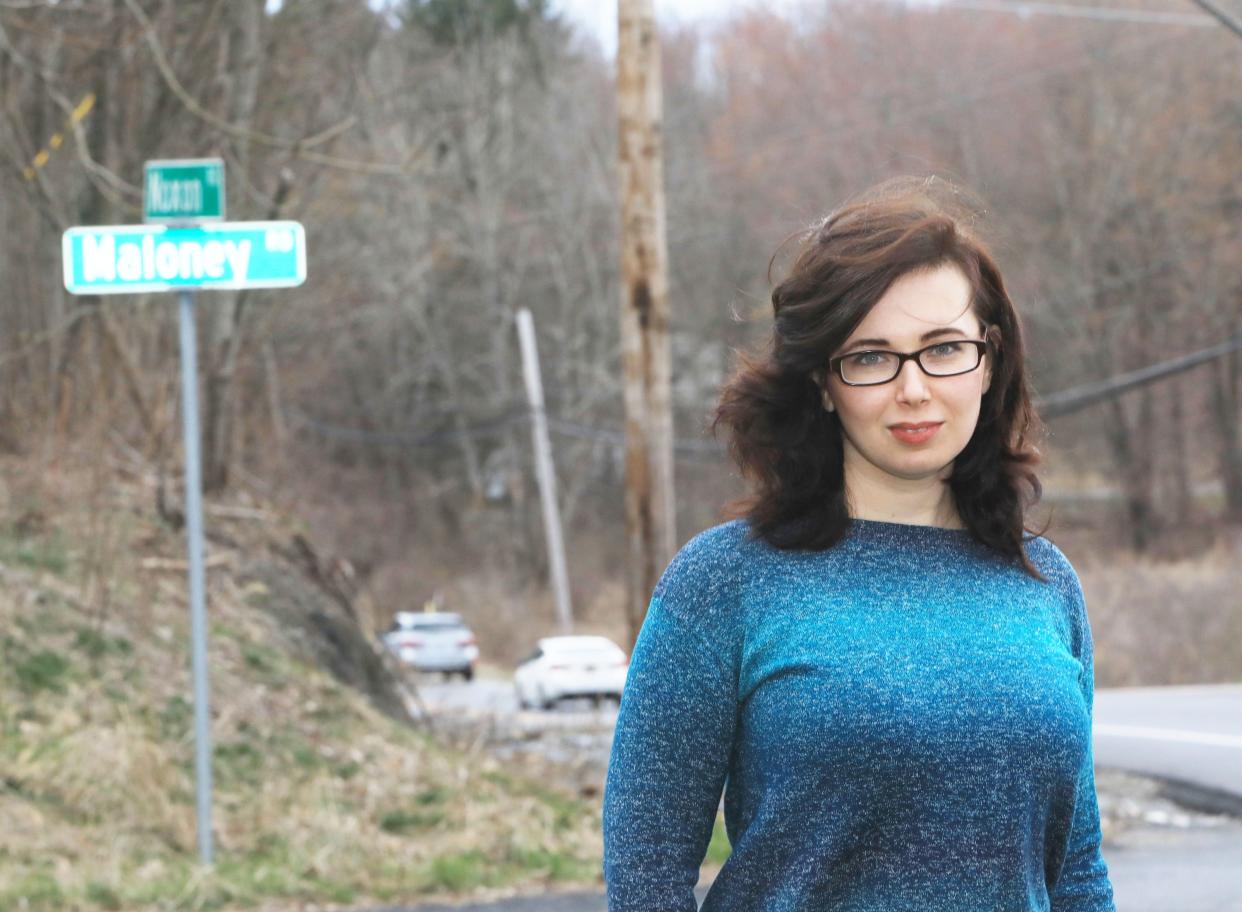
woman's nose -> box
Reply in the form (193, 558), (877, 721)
(895, 358), (930, 403)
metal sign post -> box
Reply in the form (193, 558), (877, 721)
(61, 159), (306, 867)
(177, 288), (214, 864)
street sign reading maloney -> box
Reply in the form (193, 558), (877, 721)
(145, 158), (225, 223)
(62, 222), (306, 294)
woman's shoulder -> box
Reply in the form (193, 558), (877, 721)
(675, 517), (754, 561)
(1021, 532), (1081, 589)
(1021, 532), (1091, 650)
(652, 519), (755, 611)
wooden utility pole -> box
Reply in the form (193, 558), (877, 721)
(617, 0), (676, 651)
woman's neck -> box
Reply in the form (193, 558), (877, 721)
(843, 458), (963, 529)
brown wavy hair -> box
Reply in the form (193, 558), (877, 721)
(713, 176), (1047, 577)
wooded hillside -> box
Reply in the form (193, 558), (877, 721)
(3, 0), (1240, 626)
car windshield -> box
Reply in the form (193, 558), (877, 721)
(391, 614), (467, 632)
(544, 640), (620, 656)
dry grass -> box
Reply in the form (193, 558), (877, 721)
(1070, 528), (1242, 687)
(0, 453), (603, 911)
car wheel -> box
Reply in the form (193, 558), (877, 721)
(537, 687), (555, 711)
(461, 667), (474, 682)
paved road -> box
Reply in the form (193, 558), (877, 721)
(1105, 817), (1242, 912)
(416, 678), (518, 715)
(364, 818), (1242, 911)
(1094, 684), (1242, 814)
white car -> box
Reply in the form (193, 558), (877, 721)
(514, 635), (629, 710)
(383, 612), (479, 681)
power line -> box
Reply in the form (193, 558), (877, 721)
(1189, 0), (1242, 39)
(1038, 336), (1242, 418)
(286, 404), (726, 458)
(546, 415), (724, 455)
(942, 1), (1216, 28)
(285, 405), (528, 447)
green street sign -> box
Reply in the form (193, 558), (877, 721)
(144, 158), (225, 223)
(62, 222), (306, 295)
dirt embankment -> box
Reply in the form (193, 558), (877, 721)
(0, 455), (604, 910)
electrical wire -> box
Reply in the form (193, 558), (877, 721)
(941, 1), (1215, 28)
(284, 404), (727, 458)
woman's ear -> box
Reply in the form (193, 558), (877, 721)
(812, 370), (835, 413)
(980, 324), (997, 395)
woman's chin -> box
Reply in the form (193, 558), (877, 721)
(881, 453), (955, 483)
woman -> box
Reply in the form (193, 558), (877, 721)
(601, 176), (1116, 912)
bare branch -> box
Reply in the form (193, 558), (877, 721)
(0, 21), (140, 210)
(121, 0), (424, 177)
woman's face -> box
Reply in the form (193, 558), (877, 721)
(822, 263), (991, 487)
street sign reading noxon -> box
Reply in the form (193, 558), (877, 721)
(145, 158), (225, 223)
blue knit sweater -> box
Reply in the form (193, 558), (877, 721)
(602, 518), (1115, 912)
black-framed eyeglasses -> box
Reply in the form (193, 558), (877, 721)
(828, 339), (988, 386)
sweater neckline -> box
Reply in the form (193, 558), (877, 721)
(849, 517), (972, 538)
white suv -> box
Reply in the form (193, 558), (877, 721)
(383, 612), (479, 681)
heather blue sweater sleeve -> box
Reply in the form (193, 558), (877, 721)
(1045, 552), (1115, 912)
(602, 527), (741, 911)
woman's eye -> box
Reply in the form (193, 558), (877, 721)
(929, 342), (963, 357)
(850, 352), (883, 366)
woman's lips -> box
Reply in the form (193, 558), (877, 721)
(889, 422), (942, 445)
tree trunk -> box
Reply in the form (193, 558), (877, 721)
(202, 0), (264, 492)
(1104, 393), (1157, 551)
(1210, 348), (1242, 522)
(1166, 377), (1193, 526)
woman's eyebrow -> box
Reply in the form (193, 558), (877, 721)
(845, 327), (969, 349)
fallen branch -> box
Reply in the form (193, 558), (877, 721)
(139, 554), (232, 572)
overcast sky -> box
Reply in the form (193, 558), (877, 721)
(547, 0), (1219, 56)
(549, 0), (810, 58)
